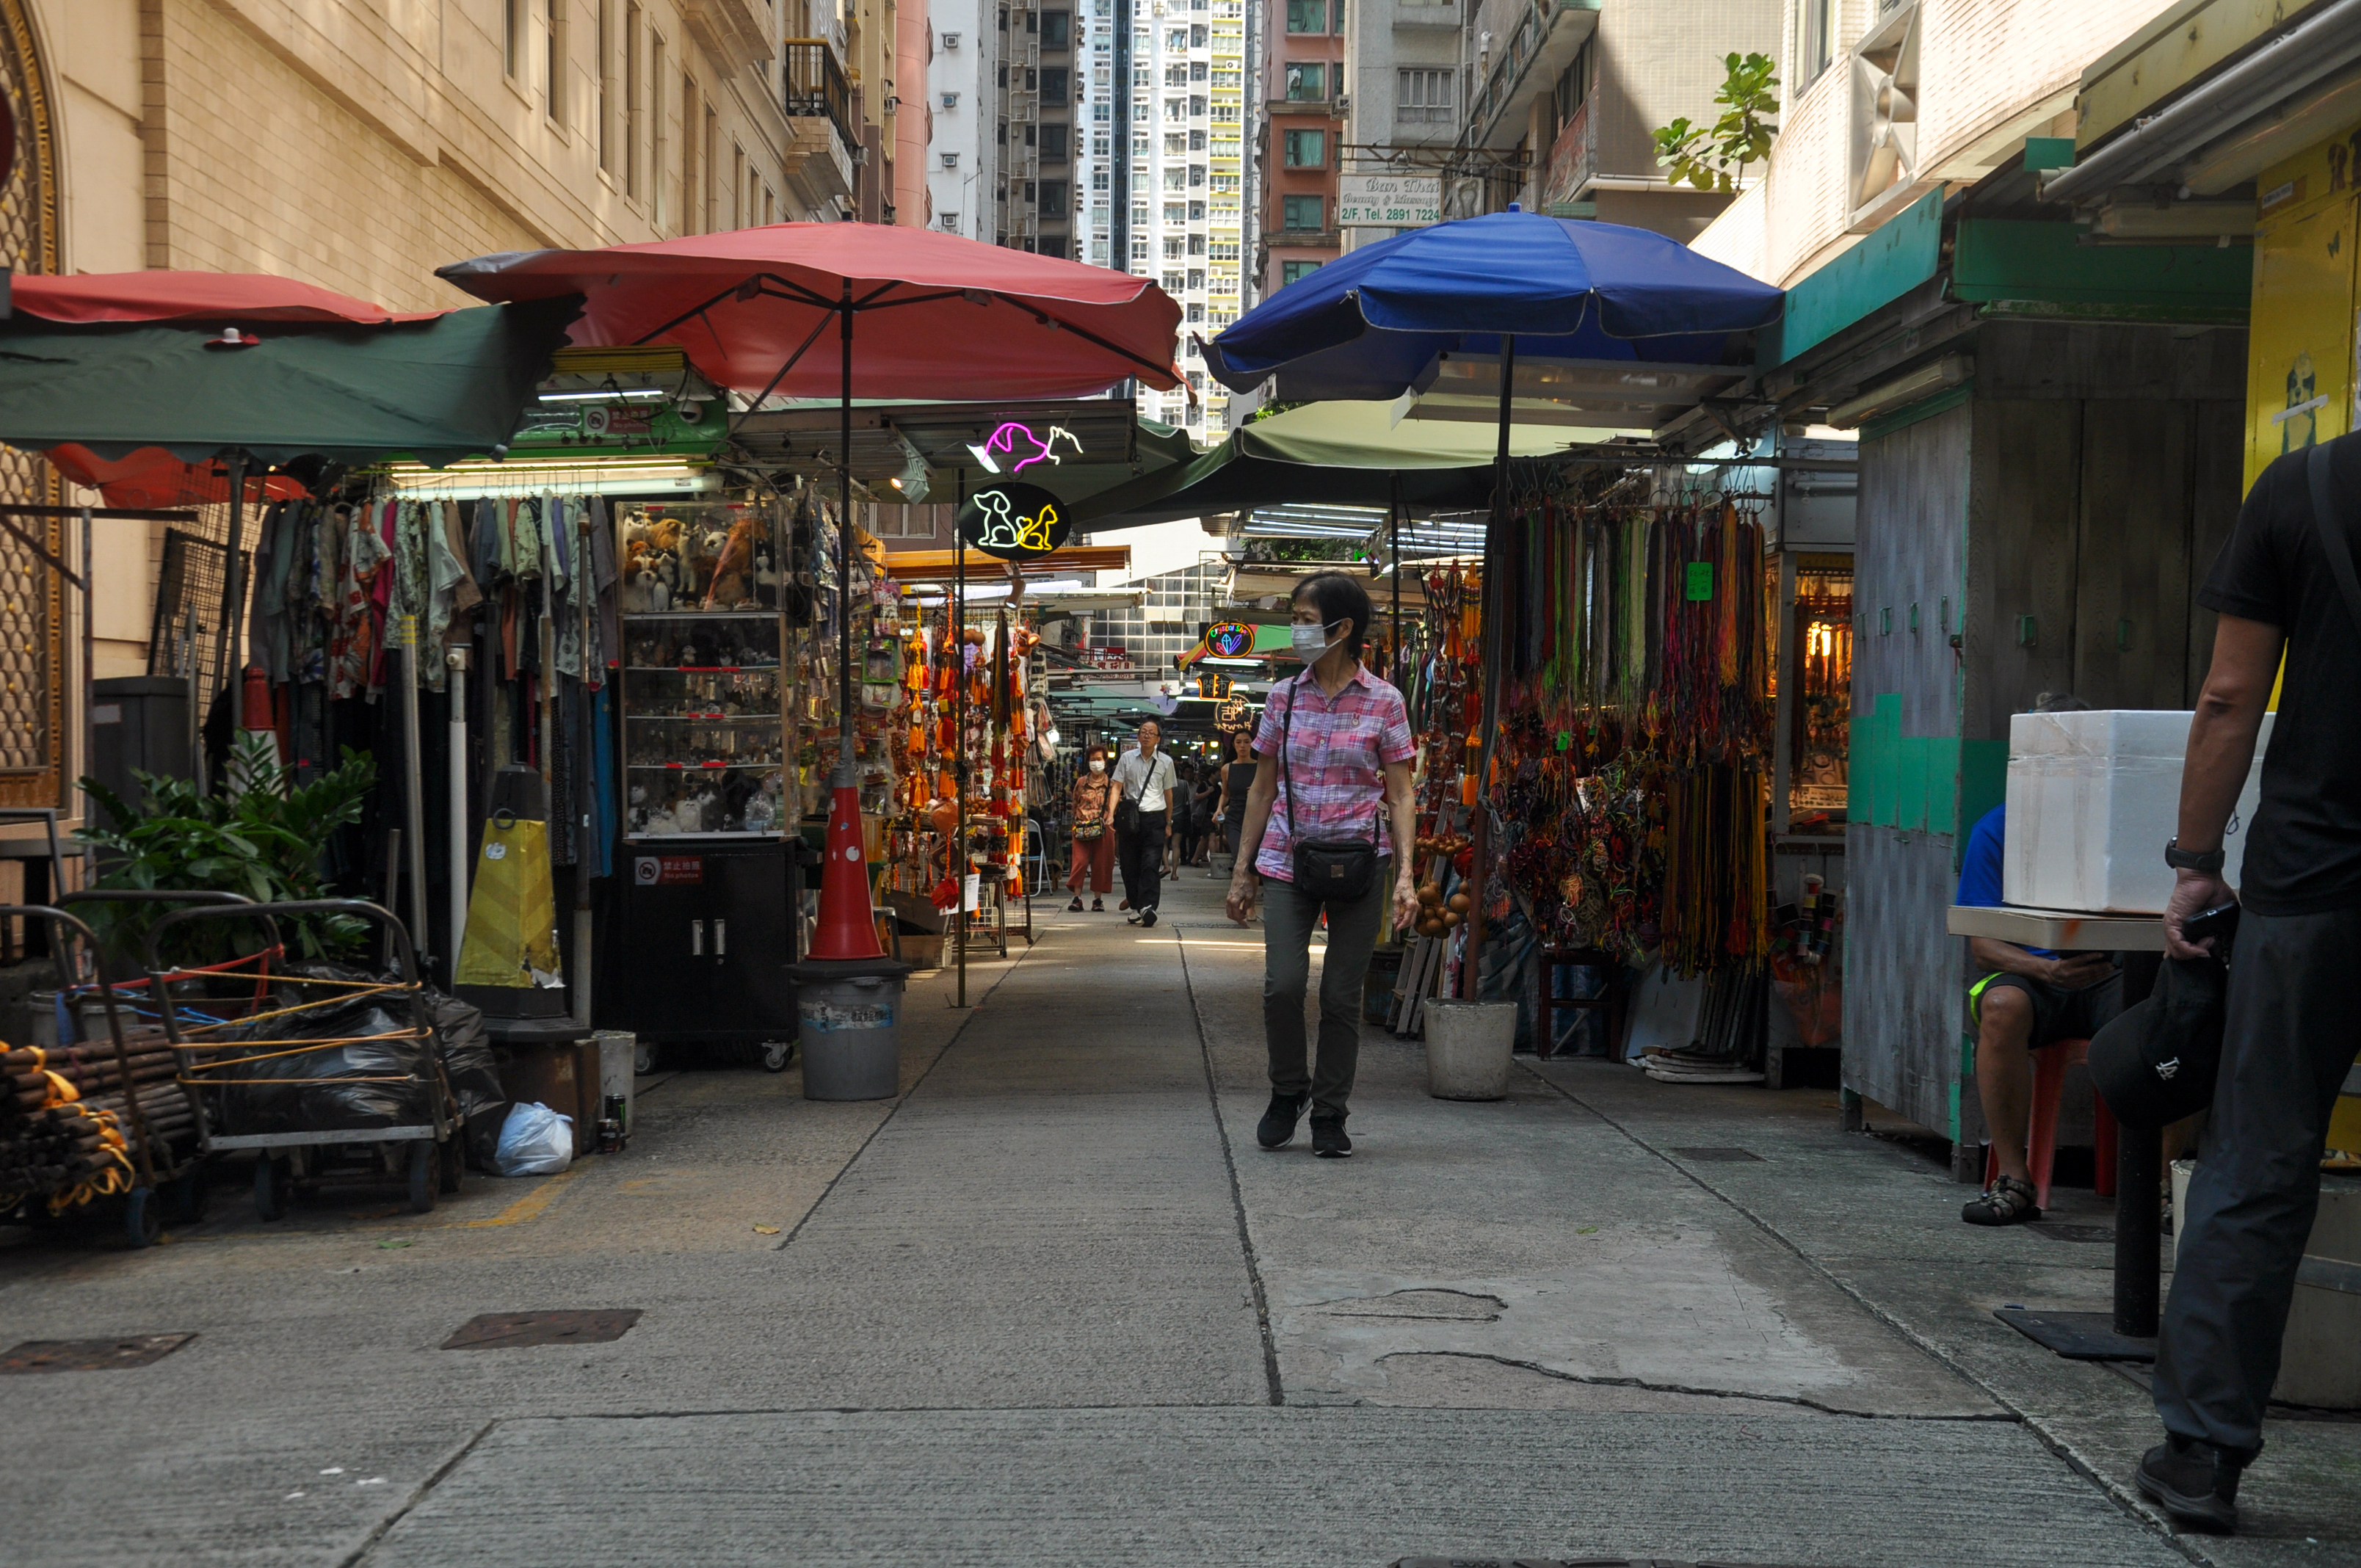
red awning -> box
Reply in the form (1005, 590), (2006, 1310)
(11, 271), (445, 325)
(438, 223), (1183, 399)
(46, 445), (304, 509)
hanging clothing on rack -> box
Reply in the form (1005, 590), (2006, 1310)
(426, 500), (482, 691)
(586, 496), (618, 688)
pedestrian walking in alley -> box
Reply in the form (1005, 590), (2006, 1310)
(1189, 758), (1218, 865)
(2137, 432), (2361, 1534)
(1067, 744), (1116, 912)
(1167, 761), (1200, 878)
(1114, 719), (1177, 926)
(1225, 571), (1419, 1158)
(1214, 727), (1256, 876)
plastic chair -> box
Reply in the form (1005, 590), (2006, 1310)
(1023, 819), (1048, 892)
(1984, 1037), (2119, 1211)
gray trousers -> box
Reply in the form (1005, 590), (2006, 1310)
(2155, 903), (2361, 1456)
(1261, 858), (1389, 1118)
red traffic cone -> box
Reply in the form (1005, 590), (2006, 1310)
(808, 779), (885, 961)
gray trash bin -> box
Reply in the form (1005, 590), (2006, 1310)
(791, 958), (910, 1100)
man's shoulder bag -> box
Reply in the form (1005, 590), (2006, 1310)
(1280, 675), (1380, 901)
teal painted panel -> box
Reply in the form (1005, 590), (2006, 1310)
(1951, 219), (2252, 313)
(1957, 738), (2009, 850)
(1761, 193), (1943, 369)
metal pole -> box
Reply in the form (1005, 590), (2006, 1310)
(78, 506), (93, 825)
(219, 457), (249, 717)
(837, 280), (856, 777)
(954, 469), (968, 1009)
(1462, 333), (1515, 998)
(447, 645), (472, 988)
(400, 618), (430, 975)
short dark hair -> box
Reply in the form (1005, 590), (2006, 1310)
(1292, 570), (1372, 656)
(2027, 692), (2092, 714)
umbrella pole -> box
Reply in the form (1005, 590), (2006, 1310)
(1463, 333), (1515, 999)
(954, 469), (968, 1009)
(809, 280), (888, 962)
(838, 286), (855, 778)
(213, 454), (250, 761)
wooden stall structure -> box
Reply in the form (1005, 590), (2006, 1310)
(1760, 172), (2252, 1175)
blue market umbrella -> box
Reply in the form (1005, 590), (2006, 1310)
(1204, 207), (1781, 993)
(1203, 206), (1782, 402)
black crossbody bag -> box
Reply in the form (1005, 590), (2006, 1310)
(1279, 674), (1382, 901)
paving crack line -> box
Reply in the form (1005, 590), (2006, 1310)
(1516, 1061), (2216, 1567)
(1372, 1349), (2022, 1421)
(772, 929), (1040, 1253)
(1175, 923), (1285, 1407)
(338, 1418), (496, 1567)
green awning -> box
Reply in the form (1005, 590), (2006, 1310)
(0, 298), (581, 466)
(1075, 399), (1597, 529)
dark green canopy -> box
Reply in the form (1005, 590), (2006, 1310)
(0, 297), (581, 466)
(1072, 399), (1606, 529)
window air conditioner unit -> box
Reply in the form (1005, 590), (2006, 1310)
(943, 151), (960, 168)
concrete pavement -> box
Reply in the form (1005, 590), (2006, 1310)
(0, 868), (2351, 1567)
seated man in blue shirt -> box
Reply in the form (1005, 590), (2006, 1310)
(1957, 799), (2120, 1224)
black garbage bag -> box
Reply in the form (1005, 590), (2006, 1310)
(206, 990), (436, 1136)
(421, 990), (508, 1171)
(2090, 951), (2230, 1130)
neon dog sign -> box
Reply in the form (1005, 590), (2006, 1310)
(965, 421), (1087, 474)
(957, 480), (1072, 560)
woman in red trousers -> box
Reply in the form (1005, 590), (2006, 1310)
(1066, 744), (1117, 911)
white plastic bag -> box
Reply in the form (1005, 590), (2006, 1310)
(494, 1100), (574, 1177)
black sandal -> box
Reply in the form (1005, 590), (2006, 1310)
(1962, 1173), (2041, 1226)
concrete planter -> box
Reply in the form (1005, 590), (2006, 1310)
(1423, 999), (1516, 1100)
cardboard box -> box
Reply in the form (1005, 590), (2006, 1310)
(2003, 710), (2273, 914)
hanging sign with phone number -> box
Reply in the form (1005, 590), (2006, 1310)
(1338, 173), (1443, 228)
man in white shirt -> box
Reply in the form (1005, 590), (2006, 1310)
(1113, 719), (1176, 926)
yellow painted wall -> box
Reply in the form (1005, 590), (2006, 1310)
(2244, 127), (2361, 1158)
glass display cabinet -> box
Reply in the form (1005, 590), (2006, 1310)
(596, 497), (799, 1059)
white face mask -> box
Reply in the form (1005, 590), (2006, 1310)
(1292, 618), (1343, 661)
(1088, 759), (1106, 773)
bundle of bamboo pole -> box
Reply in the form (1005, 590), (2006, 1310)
(0, 1026), (196, 1203)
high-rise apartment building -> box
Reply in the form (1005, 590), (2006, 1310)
(993, 0), (1079, 255)
(1259, 0), (1345, 298)
(1338, 0), (1461, 255)
(928, 1), (998, 237)
(1093, 0), (1246, 436)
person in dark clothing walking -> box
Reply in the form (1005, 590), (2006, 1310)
(2138, 432), (2361, 1534)
(1213, 728), (1256, 876)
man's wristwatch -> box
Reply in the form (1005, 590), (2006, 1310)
(2165, 838), (2225, 874)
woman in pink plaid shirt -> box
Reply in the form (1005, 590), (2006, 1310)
(1225, 571), (1421, 1158)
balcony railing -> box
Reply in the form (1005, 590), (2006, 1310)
(783, 40), (853, 152)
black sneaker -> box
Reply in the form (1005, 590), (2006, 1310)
(1256, 1092), (1306, 1150)
(1067, 896), (1085, 912)
(2136, 1436), (2246, 1534)
(1091, 899), (1105, 912)
(1311, 1113), (1352, 1158)
(1140, 908), (1158, 927)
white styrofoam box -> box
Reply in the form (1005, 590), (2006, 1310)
(2003, 710), (2274, 915)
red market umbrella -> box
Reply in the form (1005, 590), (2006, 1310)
(438, 225), (1182, 963)
(435, 223), (1182, 401)
(46, 444), (305, 509)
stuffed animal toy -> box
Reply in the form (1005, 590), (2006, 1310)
(704, 515), (756, 608)
(622, 567), (656, 614)
(752, 540), (780, 608)
(651, 515), (683, 553)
